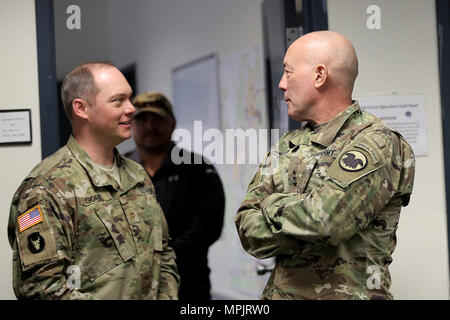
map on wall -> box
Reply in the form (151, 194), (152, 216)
(208, 45), (274, 299)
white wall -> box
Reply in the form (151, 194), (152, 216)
(53, 0), (110, 80)
(107, 0), (264, 97)
(0, 0), (41, 299)
(328, 0), (449, 299)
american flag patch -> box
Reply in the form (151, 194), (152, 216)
(18, 205), (43, 233)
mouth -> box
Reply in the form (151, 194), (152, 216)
(119, 120), (132, 125)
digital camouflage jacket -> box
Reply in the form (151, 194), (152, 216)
(8, 135), (179, 299)
(235, 102), (415, 300)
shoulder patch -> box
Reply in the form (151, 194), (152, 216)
(339, 150), (367, 172)
(17, 205), (44, 232)
(328, 136), (386, 188)
(27, 232), (45, 254)
(16, 202), (58, 270)
(355, 142), (380, 164)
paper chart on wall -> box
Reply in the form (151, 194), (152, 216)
(211, 45), (272, 299)
(356, 95), (428, 156)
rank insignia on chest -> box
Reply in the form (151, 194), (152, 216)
(17, 205), (44, 232)
(339, 150), (367, 172)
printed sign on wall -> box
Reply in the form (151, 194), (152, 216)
(357, 95), (428, 156)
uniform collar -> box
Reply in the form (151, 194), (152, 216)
(67, 135), (146, 190)
(309, 101), (362, 147)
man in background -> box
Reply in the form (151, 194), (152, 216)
(126, 91), (225, 300)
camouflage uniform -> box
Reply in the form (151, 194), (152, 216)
(235, 102), (415, 300)
(8, 135), (179, 299)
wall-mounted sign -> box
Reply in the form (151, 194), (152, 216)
(0, 109), (32, 145)
(356, 95), (428, 157)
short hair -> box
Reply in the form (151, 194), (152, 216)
(337, 55), (358, 93)
(61, 61), (115, 122)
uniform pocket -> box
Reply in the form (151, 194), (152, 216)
(76, 210), (125, 281)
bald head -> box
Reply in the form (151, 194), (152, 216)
(288, 31), (358, 93)
(279, 31), (359, 124)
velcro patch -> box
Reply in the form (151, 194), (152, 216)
(80, 193), (112, 206)
(355, 142), (380, 164)
(328, 140), (385, 188)
(339, 150), (367, 172)
(28, 232), (45, 254)
(16, 203), (57, 270)
(370, 133), (386, 149)
(137, 186), (153, 195)
(315, 148), (338, 158)
(17, 205), (44, 233)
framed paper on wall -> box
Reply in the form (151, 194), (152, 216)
(0, 109), (32, 145)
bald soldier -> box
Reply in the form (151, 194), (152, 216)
(8, 62), (179, 299)
(235, 31), (415, 300)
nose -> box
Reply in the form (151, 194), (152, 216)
(125, 99), (136, 115)
(278, 74), (287, 91)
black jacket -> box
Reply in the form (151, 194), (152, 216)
(125, 144), (225, 299)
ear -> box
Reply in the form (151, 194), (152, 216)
(314, 64), (328, 88)
(72, 98), (89, 120)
